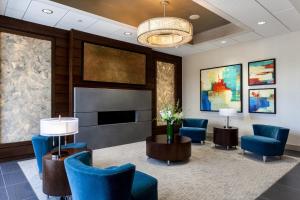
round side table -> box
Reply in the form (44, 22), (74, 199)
(42, 148), (89, 198)
(213, 127), (238, 150)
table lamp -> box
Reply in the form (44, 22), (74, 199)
(40, 116), (78, 158)
(219, 108), (237, 129)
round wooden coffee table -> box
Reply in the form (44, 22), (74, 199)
(146, 135), (191, 165)
(42, 148), (89, 198)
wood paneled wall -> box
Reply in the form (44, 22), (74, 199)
(0, 16), (182, 162)
(69, 30), (182, 134)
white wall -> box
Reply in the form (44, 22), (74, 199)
(182, 31), (300, 147)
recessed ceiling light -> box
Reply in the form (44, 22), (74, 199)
(124, 32), (133, 36)
(221, 40), (227, 44)
(257, 21), (266, 25)
(42, 9), (53, 14)
(189, 14), (200, 20)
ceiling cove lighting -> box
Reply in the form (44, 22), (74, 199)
(189, 14), (200, 20)
(137, 0), (193, 48)
(42, 9), (53, 14)
(124, 32), (133, 36)
(258, 21), (266, 25)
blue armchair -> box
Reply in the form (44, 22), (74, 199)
(179, 118), (208, 143)
(241, 124), (289, 162)
(31, 135), (87, 175)
(64, 151), (158, 200)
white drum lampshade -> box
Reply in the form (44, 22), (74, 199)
(40, 117), (79, 158)
(219, 108), (237, 117)
(40, 117), (79, 136)
(219, 108), (237, 128)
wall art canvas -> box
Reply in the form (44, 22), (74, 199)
(248, 59), (276, 85)
(83, 42), (146, 85)
(249, 88), (276, 114)
(200, 64), (242, 112)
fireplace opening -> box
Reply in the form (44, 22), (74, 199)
(98, 110), (136, 125)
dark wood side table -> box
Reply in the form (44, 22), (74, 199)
(42, 148), (89, 198)
(146, 135), (191, 165)
(213, 127), (238, 150)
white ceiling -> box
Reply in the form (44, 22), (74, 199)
(1, 0), (300, 56)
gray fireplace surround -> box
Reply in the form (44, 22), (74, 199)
(74, 87), (152, 149)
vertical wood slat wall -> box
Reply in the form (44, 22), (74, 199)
(0, 16), (182, 162)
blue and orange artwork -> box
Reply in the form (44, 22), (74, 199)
(249, 89), (276, 113)
(200, 64), (242, 112)
(249, 59), (275, 85)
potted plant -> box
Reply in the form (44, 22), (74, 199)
(159, 101), (183, 143)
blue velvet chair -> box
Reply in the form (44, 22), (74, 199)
(241, 124), (290, 162)
(179, 118), (208, 143)
(31, 135), (87, 175)
(64, 151), (158, 200)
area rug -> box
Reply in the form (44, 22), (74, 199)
(18, 141), (299, 200)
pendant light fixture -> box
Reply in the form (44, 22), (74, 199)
(137, 0), (193, 48)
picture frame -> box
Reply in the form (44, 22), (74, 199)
(248, 58), (276, 86)
(200, 64), (243, 112)
(248, 88), (276, 114)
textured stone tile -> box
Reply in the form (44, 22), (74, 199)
(3, 171), (27, 186)
(6, 182), (35, 200)
(0, 32), (51, 143)
(0, 162), (21, 174)
(0, 187), (8, 200)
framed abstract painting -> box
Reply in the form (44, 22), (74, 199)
(248, 88), (276, 114)
(248, 59), (276, 86)
(200, 64), (243, 112)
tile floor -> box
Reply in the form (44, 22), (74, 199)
(256, 150), (300, 200)
(0, 161), (37, 200)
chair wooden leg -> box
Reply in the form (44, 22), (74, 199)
(263, 156), (267, 163)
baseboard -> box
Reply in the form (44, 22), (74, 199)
(286, 144), (300, 152)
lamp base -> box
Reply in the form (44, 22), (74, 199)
(51, 150), (69, 160)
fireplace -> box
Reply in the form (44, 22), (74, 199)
(74, 87), (152, 149)
(98, 110), (136, 125)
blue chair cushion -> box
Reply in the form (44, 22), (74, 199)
(62, 142), (87, 149)
(241, 135), (281, 156)
(179, 127), (206, 142)
(131, 171), (158, 200)
(53, 142), (87, 152)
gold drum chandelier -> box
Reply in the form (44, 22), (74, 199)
(137, 0), (193, 48)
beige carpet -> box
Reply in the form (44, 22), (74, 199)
(19, 141), (299, 200)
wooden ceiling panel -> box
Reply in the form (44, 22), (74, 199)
(52, 0), (230, 34)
